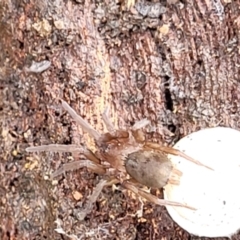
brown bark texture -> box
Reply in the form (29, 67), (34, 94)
(1, 0), (240, 239)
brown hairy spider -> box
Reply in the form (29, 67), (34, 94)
(26, 100), (212, 213)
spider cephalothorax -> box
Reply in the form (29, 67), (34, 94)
(26, 100), (212, 211)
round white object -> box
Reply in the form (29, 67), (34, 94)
(164, 127), (240, 238)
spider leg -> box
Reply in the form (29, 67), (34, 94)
(26, 144), (100, 164)
(61, 100), (101, 140)
(145, 142), (213, 171)
(77, 178), (134, 221)
(26, 144), (104, 175)
(102, 106), (115, 133)
(77, 179), (107, 220)
(52, 160), (106, 178)
(26, 144), (83, 153)
(122, 181), (196, 210)
(83, 149), (101, 164)
(132, 119), (150, 130)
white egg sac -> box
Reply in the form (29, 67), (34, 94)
(164, 127), (240, 238)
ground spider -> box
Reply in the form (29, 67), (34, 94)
(26, 100), (212, 213)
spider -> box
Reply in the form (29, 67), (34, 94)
(26, 100), (212, 212)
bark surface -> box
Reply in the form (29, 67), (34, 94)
(1, 0), (239, 239)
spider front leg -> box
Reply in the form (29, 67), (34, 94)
(122, 181), (196, 210)
(61, 100), (101, 140)
(102, 106), (115, 133)
(145, 142), (213, 170)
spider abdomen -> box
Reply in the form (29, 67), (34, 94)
(125, 150), (173, 189)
